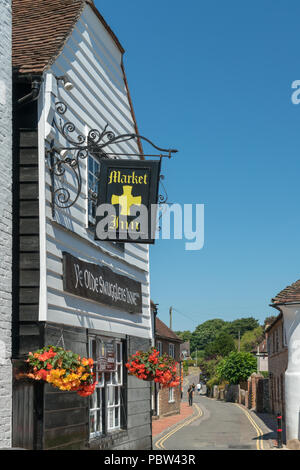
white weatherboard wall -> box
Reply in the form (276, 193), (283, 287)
(39, 4), (152, 339)
(281, 304), (300, 444)
(0, 0), (12, 449)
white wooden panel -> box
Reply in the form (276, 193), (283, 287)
(40, 4), (152, 339)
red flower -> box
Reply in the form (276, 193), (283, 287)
(36, 369), (48, 380)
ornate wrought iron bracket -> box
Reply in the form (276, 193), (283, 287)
(47, 100), (177, 216)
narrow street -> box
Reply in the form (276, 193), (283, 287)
(154, 375), (274, 450)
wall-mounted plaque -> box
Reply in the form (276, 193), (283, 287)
(98, 342), (116, 372)
(63, 252), (142, 314)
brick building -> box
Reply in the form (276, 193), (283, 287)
(266, 313), (288, 418)
(0, 0), (12, 449)
(153, 317), (182, 418)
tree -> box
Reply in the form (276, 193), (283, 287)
(240, 326), (264, 353)
(174, 330), (192, 342)
(217, 351), (257, 384)
(204, 332), (236, 359)
(223, 317), (259, 339)
(198, 356), (223, 382)
(190, 319), (226, 352)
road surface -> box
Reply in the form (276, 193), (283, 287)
(154, 375), (273, 450)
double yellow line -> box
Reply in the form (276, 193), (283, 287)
(235, 404), (264, 450)
(155, 404), (203, 450)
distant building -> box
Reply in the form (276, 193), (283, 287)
(252, 339), (268, 373)
(180, 341), (191, 360)
(269, 280), (300, 446)
(266, 313), (287, 419)
(153, 317), (183, 418)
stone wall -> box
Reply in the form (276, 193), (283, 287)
(0, 0), (12, 449)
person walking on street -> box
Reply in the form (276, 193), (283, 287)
(187, 385), (194, 406)
(196, 382), (201, 395)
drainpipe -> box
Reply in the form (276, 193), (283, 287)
(17, 79), (42, 107)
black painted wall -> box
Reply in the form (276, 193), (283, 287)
(12, 81), (40, 359)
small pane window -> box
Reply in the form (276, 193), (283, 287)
(168, 387), (175, 403)
(169, 343), (175, 358)
(88, 337), (124, 438)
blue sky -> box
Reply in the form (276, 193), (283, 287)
(96, 0), (300, 331)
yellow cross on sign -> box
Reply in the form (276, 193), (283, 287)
(111, 185), (142, 216)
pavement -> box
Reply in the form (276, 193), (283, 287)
(152, 402), (194, 437)
(152, 374), (280, 451)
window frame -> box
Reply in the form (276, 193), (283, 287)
(168, 343), (175, 359)
(168, 387), (175, 403)
(88, 335), (125, 440)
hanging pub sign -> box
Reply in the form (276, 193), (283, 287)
(95, 160), (161, 244)
(63, 252), (142, 314)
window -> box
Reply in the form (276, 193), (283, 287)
(168, 387), (175, 403)
(88, 336), (124, 439)
(157, 341), (162, 356)
(88, 155), (100, 225)
(169, 343), (175, 358)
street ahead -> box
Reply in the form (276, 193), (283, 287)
(154, 376), (273, 451)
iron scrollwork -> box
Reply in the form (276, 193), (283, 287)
(47, 100), (177, 215)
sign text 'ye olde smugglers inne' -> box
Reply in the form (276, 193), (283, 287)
(63, 252), (142, 314)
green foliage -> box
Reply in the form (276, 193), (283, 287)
(189, 317), (261, 354)
(174, 330), (192, 342)
(198, 356), (223, 381)
(190, 319), (226, 352)
(222, 317), (259, 339)
(190, 350), (204, 360)
(206, 376), (220, 389)
(216, 351), (257, 384)
(204, 332), (236, 359)
(240, 326), (264, 352)
(260, 371), (268, 378)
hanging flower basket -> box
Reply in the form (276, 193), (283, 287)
(25, 346), (97, 397)
(125, 347), (180, 388)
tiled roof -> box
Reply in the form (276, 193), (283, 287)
(155, 317), (182, 342)
(271, 279), (300, 305)
(12, 0), (124, 75)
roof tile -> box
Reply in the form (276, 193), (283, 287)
(271, 279), (300, 305)
(12, 0), (124, 75)
(155, 317), (182, 342)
